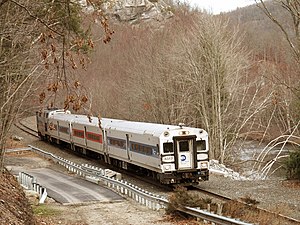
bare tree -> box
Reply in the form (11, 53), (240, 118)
(116, 10), (275, 163)
(255, 0), (300, 62)
(174, 14), (278, 163)
(250, 0), (300, 178)
(0, 0), (111, 171)
(0, 1), (44, 170)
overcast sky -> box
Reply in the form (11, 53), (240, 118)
(181, 0), (256, 14)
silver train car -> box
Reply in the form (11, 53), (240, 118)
(36, 109), (209, 184)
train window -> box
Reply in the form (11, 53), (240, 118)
(87, 133), (101, 141)
(152, 146), (158, 156)
(145, 146), (151, 155)
(179, 140), (189, 152)
(59, 126), (69, 134)
(140, 146), (144, 153)
(74, 130), (84, 138)
(133, 144), (138, 152)
(163, 143), (173, 153)
(130, 142), (156, 156)
(108, 137), (126, 149)
(196, 140), (206, 151)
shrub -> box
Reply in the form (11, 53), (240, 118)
(166, 186), (213, 215)
(284, 147), (300, 180)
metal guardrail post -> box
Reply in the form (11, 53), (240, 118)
(18, 172), (47, 204)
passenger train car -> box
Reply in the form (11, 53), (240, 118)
(36, 109), (209, 184)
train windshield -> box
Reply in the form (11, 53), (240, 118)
(178, 140), (190, 152)
(163, 143), (173, 153)
(196, 140), (206, 151)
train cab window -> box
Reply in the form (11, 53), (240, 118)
(163, 143), (173, 153)
(196, 140), (206, 151)
(179, 140), (189, 152)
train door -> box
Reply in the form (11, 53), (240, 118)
(57, 121), (60, 137)
(103, 130), (108, 153)
(126, 134), (131, 161)
(84, 126), (87, 147)
(44, 112), (48, 134)
(103, 130), (111, 164)
(174, 136), (196, 170)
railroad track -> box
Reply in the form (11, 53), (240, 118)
(16, 120), (300, 225)
(192, 185), (232, 201)
(192, 185), (300, 225)
(15, 119), (39, 138)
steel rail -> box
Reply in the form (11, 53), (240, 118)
(193, 184), (300, 224)
(178, 206), (252, 225)
(14, 120), (39, 138)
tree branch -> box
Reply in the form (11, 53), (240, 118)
(8, 0), (63, 36)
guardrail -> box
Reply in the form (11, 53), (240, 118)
(5, 147), (32, 153)
(28, 145), (252, 225)
(18, 172), (47, 204)
(28, 145), (167, 210)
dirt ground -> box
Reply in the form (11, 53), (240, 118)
(0, 169), (36, 225)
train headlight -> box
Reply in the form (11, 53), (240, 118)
(164, 131), (169, 137)
(179, 130), (189, 135)
(163, 165), (172, 171)
(197, 153), (208, 160)
(200, 162), (209, 169)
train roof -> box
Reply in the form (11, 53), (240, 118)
(102, 118), (185, 136)
(47, 110), (206, 137)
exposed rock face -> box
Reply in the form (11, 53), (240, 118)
(102, 0), (173, 24)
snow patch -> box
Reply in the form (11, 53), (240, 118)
(209, 159), (263, 181)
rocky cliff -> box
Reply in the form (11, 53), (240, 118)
(79, 0), (173, 25)
(103, 0), (173, 24)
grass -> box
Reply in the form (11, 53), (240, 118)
(222, 200), (287, 225)
(32, 204), (61, 217)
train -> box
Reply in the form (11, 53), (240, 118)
(36, 108), (209, 185)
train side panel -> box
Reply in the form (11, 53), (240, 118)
(106, 129), (128, 161)
(85, 124), (104, 154)
(47, 118), (59, 141)
(71, 122), (86, 149)
(56, 119), (72, 144)
(128, 133), (161, 172)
